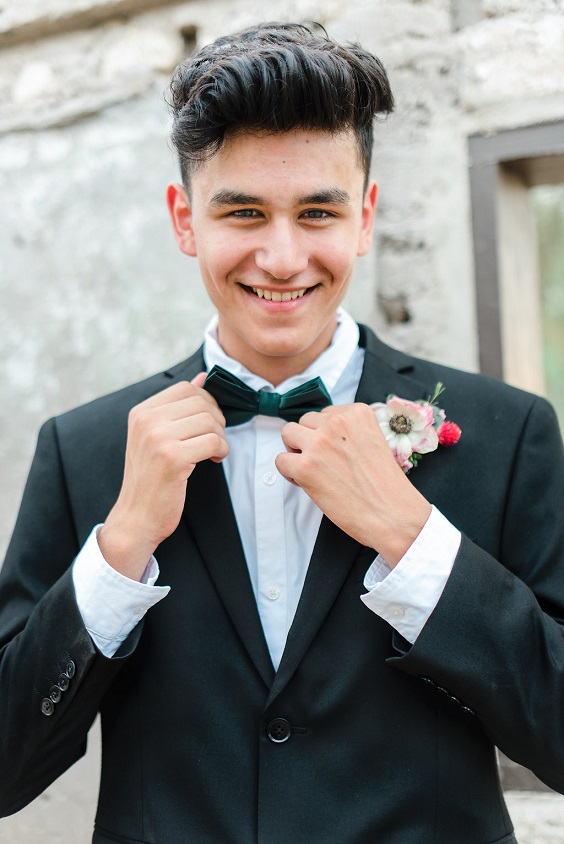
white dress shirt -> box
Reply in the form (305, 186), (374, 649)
(72, 309), (460, 667)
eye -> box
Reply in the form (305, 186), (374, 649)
(229, 208), (262, 218)
(301, 209), (334, 220)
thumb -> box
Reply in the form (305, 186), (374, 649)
(191, 371), (207, 389)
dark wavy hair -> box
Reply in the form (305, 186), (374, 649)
(168, 22), (394, 187)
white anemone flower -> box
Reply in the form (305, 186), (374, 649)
(370, 396), (439, 469)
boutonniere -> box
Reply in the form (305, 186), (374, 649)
(370, 382), (461, 473)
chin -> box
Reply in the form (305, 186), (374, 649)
(255, 341), (311, 360)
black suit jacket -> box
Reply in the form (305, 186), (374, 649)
(1, 325), (563, 844)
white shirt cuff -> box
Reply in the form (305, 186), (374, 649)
(72, 525), (170, 658)
(360, 506), (461, 644)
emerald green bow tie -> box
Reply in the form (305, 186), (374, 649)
(203, 365), (332, 426)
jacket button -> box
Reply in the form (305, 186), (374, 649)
(66, 660), (76, 679)
(58, 673), (70, 692)
(49, 685), (62, 703)
(267, 717), (292, 743)
(41, 698), (55, 716)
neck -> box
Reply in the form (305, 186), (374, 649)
(216, 320), (338, 387)
(228, 355), (316, 387)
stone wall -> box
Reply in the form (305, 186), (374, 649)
(1, 0), (564, 840)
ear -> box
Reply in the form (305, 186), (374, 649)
(357, 180), (378, 257)
(166, 182), (197, 257)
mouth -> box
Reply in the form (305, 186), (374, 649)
(242, 285), (316, 301)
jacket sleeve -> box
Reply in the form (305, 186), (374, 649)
(0, 418), (141, 817)
(389, 395), (564, 793)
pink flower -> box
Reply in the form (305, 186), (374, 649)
(370, 383), (461, 472)
(371, 397), (439, 468)
(437, 421), (462, 446)
(398, 454), (414, 472)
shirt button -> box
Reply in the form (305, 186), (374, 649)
(262, 472), (277, 486)
(389, 605), (405, 619)
(265, 586), (281, 601)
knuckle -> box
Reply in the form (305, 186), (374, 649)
(128, 405), (142, 428)
(275, 450), (289, 468)
(299, 454), (316, 476)
(282, 421), (299, 437)
(155, 439), (177, 465)
(208, 432), (225, 452)
(144, 423), (163, 447)
(325, 414), (344, 436)
(202, 409), (219, 428)
(195, 397), (217, 418)
(175, 380), (196, 396)
(354, 402), (373, 422)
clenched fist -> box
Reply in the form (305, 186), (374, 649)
(99, 374), (228, 580)
(276, 403), (431, 567)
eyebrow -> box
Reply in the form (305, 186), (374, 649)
(209, 190), (261, 206)
(209, 187), (352, 207)
(299, 189), (351, 205)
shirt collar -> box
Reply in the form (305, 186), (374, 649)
(203, 307), (360, 397)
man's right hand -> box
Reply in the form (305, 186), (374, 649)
(98, 373), (228, 581)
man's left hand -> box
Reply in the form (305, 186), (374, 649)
(276, 404), (431, 568)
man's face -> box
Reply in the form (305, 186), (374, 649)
(167, 129), (377, 384)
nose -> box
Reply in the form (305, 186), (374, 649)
(254, 221), (309, 279)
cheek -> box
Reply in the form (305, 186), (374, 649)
(321, 242), (357, 285)
(199, 233), (253, 279)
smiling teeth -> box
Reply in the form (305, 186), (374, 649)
(251, 287), (307, 301)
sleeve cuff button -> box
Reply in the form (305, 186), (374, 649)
(41, 698), (55, 716)
(49, 685), (62, 703)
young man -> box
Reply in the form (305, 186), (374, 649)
(1, 22), (563, 844)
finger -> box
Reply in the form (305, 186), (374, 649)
(159, 412), (227, 444)
(154, 430), (229, 475)
(137, 380), (222, 418)
(177, 431), (230, 471)
(165, 394), (225, 426)
(137, 380), (201, 410)
(137, 393), (226, 428)
(191, 371), (207, 389)
(280, 421), (315, 452)
(274, 450), (302, 486)
(296, 410), (326, 429)
(320, 404), (350, 414)
(190, 386), (226, 421)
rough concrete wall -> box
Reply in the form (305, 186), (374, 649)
(1, 0), (564, 840)
(0, 0), (479, 562)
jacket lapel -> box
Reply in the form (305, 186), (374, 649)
(168, 347), (275, 690)
(183, 459), (275, 689)
(268, 325), (431, 701)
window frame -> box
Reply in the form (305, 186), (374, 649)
(468, 122), (564, 380)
